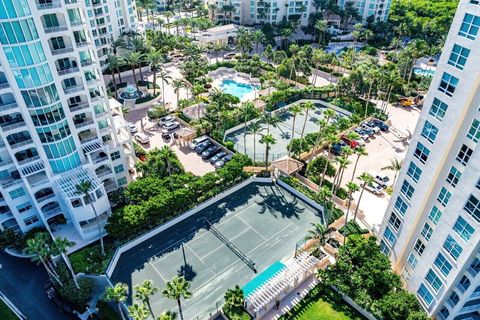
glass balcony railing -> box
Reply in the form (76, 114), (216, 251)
(36, 1), (61, 10)
(51, 46), (74, 55)
(44, 25), (68, 34)
(57, 66), (79, 76)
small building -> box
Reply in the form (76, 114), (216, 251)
(197, 24), (239, 45)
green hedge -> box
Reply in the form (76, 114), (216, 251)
(70, 240), (116, 274)
(339, 221), (369, 237)
(0, 300), (17, 320)
(97, 300), (121, 320)
(223, 307), (252, 320)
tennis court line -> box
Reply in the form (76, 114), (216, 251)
(200, 225), (252, 260)
(236, 214), (267, 241)
(149, 262), (167, 282)
(184, 243), (217, 275)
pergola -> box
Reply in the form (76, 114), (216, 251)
(245, 252), (318, 319)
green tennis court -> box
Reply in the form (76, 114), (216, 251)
(110, 181), (324, 319)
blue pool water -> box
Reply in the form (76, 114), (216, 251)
(242, 261), (285, 297)
(414, 68), (435, 77)
(221, 80), (258, 100)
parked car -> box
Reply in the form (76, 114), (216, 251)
(195, 141), (213, 154)
(354, 128), (369, 141)
(135, 133), (150, 144)
(201, 146), (221, 159)
(331, 141), (348, 155)
(189, 135), (209, 150)
(162, 132), (172, 141)
(359, 126), (375, 136)
(365, 181), (384, 195)
(162, 121), (180, 133)
(157, 115), (174, 127)
(362, 121), (380, 133)
(128, 123), (138, 134)
(368, 170), (390, 188)
(372, 119), (389, 131)
(341, 135), (359, 148)
(214, 154), (233, 168)
(209, 151), (227, 164)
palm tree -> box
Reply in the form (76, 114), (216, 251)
(251, 30), (266, 54)
(299, 101), (315, 142)
(128, 303), (150, 320)
(158, 69), (172, 107)
(224, 285), (244, 314)
(318, 132), (339, 187)
(53, 237), (79, 289)
(343, 182), (360, 243)
(353, 173), (374, 223)
(305, 223), (336, 257)
(317, 186), (332, 224)
(172, 79), (186, 108)
(407, 39), (429, 84)
(245, 121), (264, 162)
(105, 283), (129, 320)
(381, 158), (403, 186)
(111, 37), (126, 56)
(107, 55), (120, 98)
(134, 280), (159, 318)
(158, 310), (178, 320)
(240, 102), (257, 154)
(25, 233), (62, 287)
(146, 49), (163, 95)
(122, 51), (144, 91)
(164, 11), (174, 34)
(260, 113), (281, 135)
(259, 134), (276, 171)
(162, 276), (192, 320)
(350, 146), (368, 182)
(288, 104), (303, 157)
(331, 156), (351, 200)
(74, 180), (105, 255)
(315, 19), (328, 45)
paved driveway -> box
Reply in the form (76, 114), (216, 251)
(0, 252), (73, 320)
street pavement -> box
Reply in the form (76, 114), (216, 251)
(0, 252), (73, 320)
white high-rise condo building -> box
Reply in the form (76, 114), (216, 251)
(337, 0), (392, 22)
(209, 0), (312, 26)
(0, 0), (136, 245)
(378, 1), (480, 319)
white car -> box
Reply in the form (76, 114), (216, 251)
(128, 123), (138, 134)
(162, 121), (180, 133)
(189, 135), (209, 150)
(365, 181), (384, 195)
(135, 133), (150, 144)
(362, 121), (380, 134)
(368, 170), (390, 188)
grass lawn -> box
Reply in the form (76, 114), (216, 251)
(280, 284), (366, 320)
(0, 299), (18, 320)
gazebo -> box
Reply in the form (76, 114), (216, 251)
(175, 127), (195, 147)
(271, 157), (304, 175)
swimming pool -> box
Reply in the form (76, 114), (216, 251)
(414, 68), (435, 77)
(242, 261), (286, 297)
(221, 79), (258, 100)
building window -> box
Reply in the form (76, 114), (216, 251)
(438, 72), (459, 97)
(9, 187), (25, 199)
(464, 194), (480, 222)
(467, 119), (480, 143)
(117, 177), (127, 186)
(23, 215), (39, 226)
(420, 223), (433, 241)
(448, 44), (470, 70)
(456, 144), (473, 165)
(414, 238), (425, 256)
(429, 98), (448, 122)
(388, 213), (402, 232)
(114, 164), (124, 173)
(16, 202), (32, 213)
(443, 235), (463, 260)
(414, 142), (430, 164)
(400, 180), (415, 200)
(406, 253), (418, 270)
(425, 269), (443, 292)
(394, 196), (408, 216)
(421, 121), (439, 143)
(407, 162), (422, 183)
(379, 240), (390, 255)
(417, 283), (434, 307)
(110, 151), (120, 160)
(437, 187), (451, 207)
(428, 206), (442, 224)
(446, 166), (461, 187)
(383, 226), (396, 245)
(453, 216), (474, 241)
(434, 253), (452, 277)
(458, 13), (480, 40)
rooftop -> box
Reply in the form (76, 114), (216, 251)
(57, 169), (101, 198)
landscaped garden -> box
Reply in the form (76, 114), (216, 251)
(0, 300), (18, 320)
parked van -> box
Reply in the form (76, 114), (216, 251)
(189, 135), (209, 150)
(135, 133), (150, 144)
(368, 170), (390, 188)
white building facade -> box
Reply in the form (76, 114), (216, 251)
(210, 0), (312, 26)
(337, 0), (392, 22)
(0, 0), (135, 244)
(377, 1), (480, 319)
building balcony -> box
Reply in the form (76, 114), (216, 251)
(0, 211), (13, 222)
(467, 266), (478, 278)
(19, 159), (45, 176)
(96, 168), (113, 179)
(70, 20), (84, 26)
(57, 66), (80, 76)
(64, 0), (77, 4)
(36, 192), (56, 204)
(1, 120), (26, 132)
(63, 84), (85, 95)
(76, 41), (90, 48)
(90, 96), (104, 103)
(0, 82), (10, 89)
(51, 46), (74, 56)
(0, 157), (14, 168)
(80, 59), (93, 67)
(43, 205), (62, 218)
(0, 178), (23, 189)
(9, 138), (34, 150)
(28, 173), (50, 189)
(460, 303), (480, 314)
(86, 78), (97, 86)
(0, 102), (18, 113)
(44, 25), (68, 34)
(456, 283), (467, 294)
(79, 135), (98, 145)
(91, 154), (109, 164)
(36, 1), (61, 10)
(69, 102), (89, 113)
(17, 155), (40, 166)
(74, 119), (94, 129)
(104, 182), (117, 193)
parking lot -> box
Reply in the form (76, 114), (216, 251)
(125, 109), (217, 176)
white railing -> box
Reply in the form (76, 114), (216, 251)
(17, 155), (40, 166)
(36, 193), (56, 203)
(81, 59), (93, 67)
(92, 156), (109, 164)
(51, 46), (74, 55)
(80, 136), (98, 144)
(1, 179), (23, 189)
(64, 84), (84, 95)
(57, 66), (79, 76)
(10, 139), (33, 149)
(70, 20), (84, 26)
(44, 25), (68, 33)
(36, 1), (61, 9)
(69, 102), (89, 112)
(1, 121), (25, 132)
(0, 102), (17, 112)
(29, 177), (50, 189)
(75, 119), (94, 128)
(76, 41), (90, 48)
(97, 169), (113, 179)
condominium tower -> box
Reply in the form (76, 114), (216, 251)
(378, 1), (480, 319)
(0, 0), (137, 244)
(337, 0), (392, 22)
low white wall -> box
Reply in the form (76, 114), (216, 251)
(331, 286), (378, 320)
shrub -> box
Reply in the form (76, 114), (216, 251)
(339, 220), (369, 236)
(96, 300), (121, 320)
(70, 241), (115, 274)
(55, 264), (94, 310)
(306, 156), (336, 182)
(224, 141), (235, 151)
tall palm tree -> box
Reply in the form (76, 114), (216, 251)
(350, 146), (368, 182)
(111, 37), (126, 56)
(299, 101), (315, 142)
(172, 79), (186, 108)
(107, 55), (120, 98)
(381, 158), (403, 186)
(331, 155), (351, 201)
(105, 282), (129, 320)
(240, 102), (257, 154)
(251, 30), (266, 54)
(288, 104), (303, 157)
(146, 49), (163, 95)
(315, 19), (328, 45)
(317, 186), (333, 224)
(164, 11), (174, 34)
(312, 109), (336, 157)
(128, 303), (150, 320)
(53, 237), (79, 289)
(343, 182), (360, 243)
(245, 121), (264, 162)
(305, 223), (336, 257)
(259, 134), (276, 170)
(74, 179), (105, 255)
(318, 131), (339, 188)
(260, 113), (281, 135)
(224, 285), (244, 313)
(158, 311), (177, 320)
(353, 173), (374, 223)
(25, 233), (62, 287)
(122, 51), (144, 91)
(162, 276), (192, 320)
(158, 69), (172, 107)
(134, 280), (159, 318)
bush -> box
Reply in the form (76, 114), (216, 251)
(70, 241), (115, 274)
(96, 300), (121, 320)
(223, 307), (251, 320)
(306, 156), (336, 182)
(135, 93), (159, 104)
(339, 220), (369, 236)
(224, 141), (235, 151)
(55, 264), (94, 310)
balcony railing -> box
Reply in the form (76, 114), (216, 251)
(10, 139), (33, 149)
(92, 155), (109, 164)
(29, 177), (50, 189)
(65, 0), (77, 4)
(36, 1), (61, 10)
(460, 304), (480, 313)
(96, 169), (113, 179)
(456, 283), (467, 294)
(0, 102), (18, 112)
(57, 66), (79, 76)
(44, 25), (68, 34)
(0, 158), (14, 167)
(0, 82), (10, 89)
(76, 41), (90, 48)
(1, 120), (26, 132)
(51, 46), (74, 55)
(69, 102), (89, 112)
(70, 20), (84, 26)
(81, 59), (93, 67)
(43, 206), (62, 217)
(64, 84), (84, 95)
(90, 96), (104, 103)
(36, 193), (55, 203)
(80, 135), (98, 145)
(0, 179), (23, 189)
(17, 155), (40, 166)
(75, 119), (94, 129)
(104, 183), (117, 193)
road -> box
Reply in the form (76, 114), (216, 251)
(0, 252), (73, 320)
